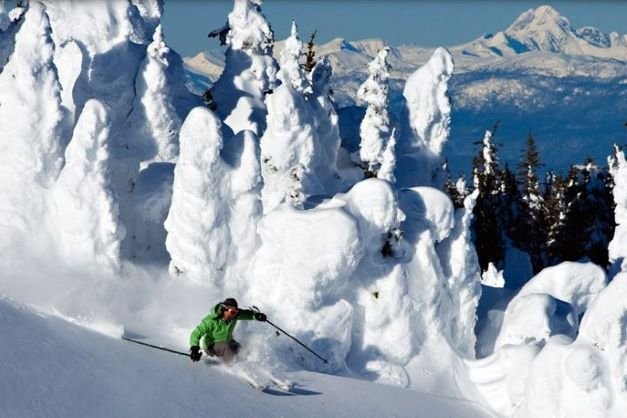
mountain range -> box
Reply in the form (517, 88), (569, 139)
(184, 5), (627, 177)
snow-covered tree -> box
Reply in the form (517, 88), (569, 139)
(377, 128), (397, 183)
(53, 99), (125, 270)
(357, 47), (393, 177)
(260, 68), (324, 213)
(308, 56), (342, 190)
(608, 145), (627, 273)
(164, 107), (262, 286)
(164, 107), (229, 281)
(303, 29), (317, 72)
(210, 0), (278, 136)
(129, 24), (194, 165)
(437, 189), (481, 358)
(471, 129), (506, 271)
(131, 0), (163, 30)
(222, 129), (263, 291)
(0, 2), (65, 246)
(543, 172), (569, 263)
(279, 20), (311, 95)
(397, 47), (454, 187)
(513, 132), (546, 273)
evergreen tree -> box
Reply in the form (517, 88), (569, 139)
(444, 159), (467, 209)
(471, 129), (505, 271)
(551, 159), (615, 267)
(499, 164), (520, 240)
(543, 171), (569, 264)
(513, 132), (546, 273)
(580, 159), (615, 267)
(560, 164), (588, 261)
(304, 29), (317, 72)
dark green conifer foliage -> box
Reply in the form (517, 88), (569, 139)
(304, 30), (317, 72)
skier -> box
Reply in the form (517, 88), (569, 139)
(189, 298), (267, 363)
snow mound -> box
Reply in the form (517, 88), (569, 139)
(250, 203), (361, 370)
(517, 261), (607, 315)
(466, 343), (540, 416)
(494, 293), (578, 350)
(474, 272), (626, 417)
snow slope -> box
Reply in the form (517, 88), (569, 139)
(0, 296), (494, 418)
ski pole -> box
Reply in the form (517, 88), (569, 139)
(266, 319), (328, 364)
(122, 336), (190, 357)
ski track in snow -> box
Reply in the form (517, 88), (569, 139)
(0, 297), (494, 418)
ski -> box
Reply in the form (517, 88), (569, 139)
(245, 379), (269, 392)
(271, 378), (294, 392)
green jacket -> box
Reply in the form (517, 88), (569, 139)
(189, 304), (255, 349)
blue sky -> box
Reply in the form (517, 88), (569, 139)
(161, 1), (627, 57)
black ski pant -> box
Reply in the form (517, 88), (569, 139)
(205, 340), (241, 362)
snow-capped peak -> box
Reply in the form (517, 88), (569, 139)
(461, 5), (627, 59)
(575, 26), (610, 48)
(504, 5), (576, 54)
(506, 5), (572, 37)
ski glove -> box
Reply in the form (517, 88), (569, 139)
(254, 312), (267, 322)
(190, 346), (202, 362)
